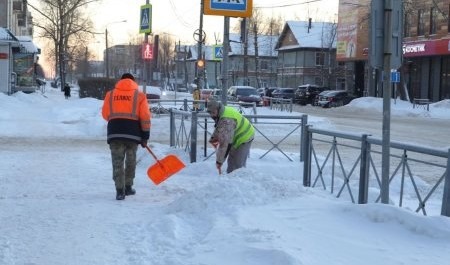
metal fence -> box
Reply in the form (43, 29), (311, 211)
(152, 102), (450, 217)
(168, 108), (307, 164)
(302, 127), (450, 216)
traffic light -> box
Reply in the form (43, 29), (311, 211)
(196, 59), (205, 69)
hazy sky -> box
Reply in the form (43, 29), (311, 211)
(89, 0), (338, 55)
(30, 0), (338, 72)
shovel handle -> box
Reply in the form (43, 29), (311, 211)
(145, 146), (159, 161)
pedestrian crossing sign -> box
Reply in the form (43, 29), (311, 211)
(213, 45), (223, 61)
(140, 4), (152, 34)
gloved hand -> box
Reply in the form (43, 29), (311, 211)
(141, 140), (148, 148)
(209, 139), (219, 149)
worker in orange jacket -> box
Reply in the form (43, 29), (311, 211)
(102, 73), (151, 200)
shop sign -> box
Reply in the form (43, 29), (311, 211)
(403, 39), (450, 57)
(0, 53), (8, 59)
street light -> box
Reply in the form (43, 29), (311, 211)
(105, 20), (127, 78)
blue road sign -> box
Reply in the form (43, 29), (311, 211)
(211, 0), (246, 11)
(204, 0), (252, 17)
(140, 4), (152, 34)
(390, 71), (400, 83)
(213, 45), (223, 61)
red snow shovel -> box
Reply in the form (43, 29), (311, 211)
(145, 146), (185, 185)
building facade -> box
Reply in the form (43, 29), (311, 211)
(336, 0), (370, 97)
(275, 21), (344, 90)
(0, 0), (39, 94)
(337, 0), (450, 101)
(402, 0), (450, 101)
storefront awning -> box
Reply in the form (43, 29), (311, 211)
(0, 27), (19, 42)
(16, 36), (40, 54)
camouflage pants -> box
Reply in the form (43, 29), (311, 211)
(109, 140), (138, 189)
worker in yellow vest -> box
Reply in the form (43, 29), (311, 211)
(206, 99), (255, 174)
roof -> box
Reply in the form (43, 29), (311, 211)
(185, 33), (278, 60)
(276, 21), (337, 50)
(228, 33), (278, 57)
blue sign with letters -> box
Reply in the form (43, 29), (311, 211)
(211, 0), (247, 11)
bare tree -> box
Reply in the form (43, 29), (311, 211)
(28, 0), (97, 90)
(248, 8), (283, 87)
(157, 34), (175, 88)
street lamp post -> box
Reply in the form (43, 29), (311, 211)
(105, 20), (127, 78)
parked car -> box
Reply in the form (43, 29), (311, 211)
(211, 89), (223, 100)
(317, 90), (355, 108)
(257, 88), (265, 97)
(227, 85), (263, 106)
(271, 87), (296, 100)
(143, 86), (162, 100)
(294, 84), (328, 105)
(200, 89), (214, 101)
(312, 90), (334, 106)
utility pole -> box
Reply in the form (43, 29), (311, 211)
(242, 18), (249, 86)
(105, 27), (109, 78)
(370, 0), (403, 204)
(221, 17), (230, 105)
(196, 0), (205, 90)
(143, 0), (150, 93)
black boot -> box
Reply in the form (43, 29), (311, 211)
(116, 188), (125, 200)
(125, 185), (136, 196)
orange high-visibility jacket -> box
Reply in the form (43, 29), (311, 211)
(102, 78), (151, 144)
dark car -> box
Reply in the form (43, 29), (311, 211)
(227, 85), (262, 106)
(312, 90), (334, 106)
(271, 88), (296, 101)
(317, 90), (355, 108)
(294, 84), (328, 105)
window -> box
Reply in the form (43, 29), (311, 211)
(448, 4), (450, 33)
(418, 9), (425, 36)
(430, 7), (437, 35)
(260, 60), (269, 70)
(404, 13), (410, 37)
(314, 77), (323, 86)
(337, 78), (346, 90)
(315, 52), (325, 66)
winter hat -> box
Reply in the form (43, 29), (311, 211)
(121, 73), (135, 81)
(207, 99), (222, 113)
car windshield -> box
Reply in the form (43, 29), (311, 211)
(280, 89), (294, 93)
(238, 89), (258, 96)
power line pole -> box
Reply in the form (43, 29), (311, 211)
(196, 0), (205, 90)
(221, 17), (230, 105)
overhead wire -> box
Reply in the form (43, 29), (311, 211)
(255, 0), (322, 9)
(168, 0), (193, 28)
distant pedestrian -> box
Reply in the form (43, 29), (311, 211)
(64, 83), (71, 99)
(192, 85), (201, 111)
(206, 99), (255, 174)
(101, 73), (151, 200)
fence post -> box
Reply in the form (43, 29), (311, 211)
(300, 115), (308, 162)
(358, 134), (370, 204)
(183, 98), (188, 111)
(169, 109), (175, 147)
(190, 111), (198, 163)
(302, 125), (312, 187)
(441, 149), (450, 216)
